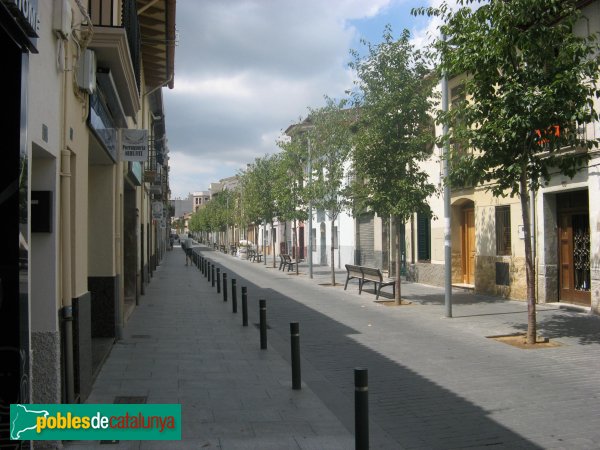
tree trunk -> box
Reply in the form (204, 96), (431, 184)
(263, 223), (267, 265)
(519, 172), (537, 344)
(330, 218), (336, 286)
(294, 218), (299, 275)
(395, 216), (402, 305)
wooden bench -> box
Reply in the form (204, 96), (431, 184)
(344, 264), (363, 291)
(359, 267), (395, 300)
(281, 253), (299, 271)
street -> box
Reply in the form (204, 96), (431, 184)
(67, 244), (600, 449)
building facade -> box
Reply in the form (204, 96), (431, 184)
(1, 1), (177, 436)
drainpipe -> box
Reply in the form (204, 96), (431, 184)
(60, 149), (75, 404)
(115, 169), (123, 340)
(58, 21), (75, 402)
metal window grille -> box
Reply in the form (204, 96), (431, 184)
(495, 206), (511, 256)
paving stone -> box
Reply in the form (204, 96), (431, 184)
(65, 246), (600, 449)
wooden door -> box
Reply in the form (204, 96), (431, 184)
(558, 212), (591, 305)
(462, 208), (475, 284)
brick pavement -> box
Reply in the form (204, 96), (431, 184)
(64, 245), (354, 449)
(198, 246), (600, 450)
(68, 244), (600, 449)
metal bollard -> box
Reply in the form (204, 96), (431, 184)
(222, 273), (228, 302)
(259, 299), (267, 349)
(207, 262), (211, 281)
(217, 268), (221, 293)
(354, 368), (369, 450)
(211, 265), (215, 288)
(290, 322), (301, 390)
(241, 287), (248, 326)
(231, 279), (237, 313)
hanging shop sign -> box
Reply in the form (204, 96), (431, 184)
(152, 202), (163, 220)
(121, 129), (148, 161)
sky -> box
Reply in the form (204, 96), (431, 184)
(164, 0), (441, 199)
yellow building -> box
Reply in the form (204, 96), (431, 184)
(15, 0), (177, 409)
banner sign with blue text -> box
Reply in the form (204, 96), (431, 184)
(10, 404), (181, 441)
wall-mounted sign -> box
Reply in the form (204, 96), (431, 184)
(3, 0), (39, 37)
(121, 129), (148, 161)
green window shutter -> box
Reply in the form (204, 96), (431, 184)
(417, 213), (431, 261)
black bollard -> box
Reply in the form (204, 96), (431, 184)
(207, 262), (211, 282)
(222, 273), (228, 302)
(259, 299), (267, 349)
(217, 268), (221, 293)
(354, 368), (369, 450)
(241, 287), (248, 326)
(202, 257), (205, 275)
(231, 279), (237, 313)
(290, 322), (301, 390)
(211, 265), (215, 288)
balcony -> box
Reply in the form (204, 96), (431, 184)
(88, 0), (141, 118)
(89, 90), (118, 163)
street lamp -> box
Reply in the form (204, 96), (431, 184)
(308, 137), (313, 278)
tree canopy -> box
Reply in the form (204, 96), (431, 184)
(349, 26), (438, 303)
(415, 0), (600, 342)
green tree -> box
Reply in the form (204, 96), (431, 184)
(349, 26), (437, 305)
(241, 155), (280, 267)
(239, 159), (272, 255)
(417, 0), (600, 343)
(275, 138), (309, 274)
(302, 98), (354, 285)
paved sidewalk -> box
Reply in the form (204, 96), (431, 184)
(68, 244), (600, 449)
(65, 246), (354, 449)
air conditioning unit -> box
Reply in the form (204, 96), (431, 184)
(53, 0), (72, 39)
(77, 49), (96, 94)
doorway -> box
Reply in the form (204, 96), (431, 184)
(462, 207), (475, 284)
(557, 191), (590, 306)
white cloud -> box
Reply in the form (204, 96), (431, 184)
(164, 0), (437, 197)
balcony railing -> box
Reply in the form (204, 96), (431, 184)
(88, 0), (141, 93)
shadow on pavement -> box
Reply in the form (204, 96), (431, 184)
(193, 248), (542, 449)
(510, 312), (600, 345)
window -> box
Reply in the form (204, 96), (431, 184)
(311, 229), (316, 251)
(417, 213), (431, 261)
(495, 206), (511, 256)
